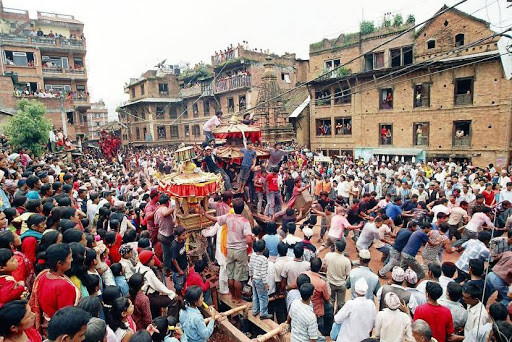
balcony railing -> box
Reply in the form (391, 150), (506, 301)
(42, 67), (86, 77)
(0, 34), (86, 50)
(212, 47), (239, 66)
(453, 136), (471, 147)
(454, 94), (473, 106)
(215, 75), (251, 93)
(180, 83), (213, 98)
(180, 84), (201, 98)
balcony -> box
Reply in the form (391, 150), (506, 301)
(212, 47), (240, 66)
(42, 67), (87, 78)
(0, 34), (86, 50)
(454, 94), (473, 106)
(215, 75), (251, 94)
(179, 83), (213, 98)
(453, 136), (471, 148)
(180, 84), (201, 98)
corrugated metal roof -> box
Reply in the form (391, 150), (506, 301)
(289, 95), (310, 118)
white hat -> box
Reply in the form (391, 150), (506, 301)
(355, 278), (368, 295)
(303, 227), (314, 238)
(205, 146), (212, 151)
(359, 249), (371, 260)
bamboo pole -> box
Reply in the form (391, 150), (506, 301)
(253, 324), (287, 342)
(220, 304), (248, 317)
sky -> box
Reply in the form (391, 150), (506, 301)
(5, 0), (510, 120)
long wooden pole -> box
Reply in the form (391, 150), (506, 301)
(253, 324), (287, 342)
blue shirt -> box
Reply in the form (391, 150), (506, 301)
(393, 228), (413, 252)
(240, 148), (256, 167)
(180, 306), (214, 342)
(385, 203), (402, 220)
(26, 190), (40, 200)
(263, 234), (280, 257)
(114, 276), (129, 297)
(402, 230), (429, 256)
(348, 266), (380, 299)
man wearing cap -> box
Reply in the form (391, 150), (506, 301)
(375, 292), (413, 342)
(499, 170), (511, 189)
(135, 249), (179, 318)
(333, 278), (376, 342)
(203, 146), (231, 190)
(377, 266), (414, 311)
(202, 198), (252, 304)
(14, 178), (28, 198)
(346, 249), (380, 300)
(203, 110), (222, 143)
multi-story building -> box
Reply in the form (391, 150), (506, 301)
(119, 67), (182, 145)
(119, 45), (309, 146)
(308, 6), (512, 166)
(0, 1), (90, 140)
(87, 101), (108, 140)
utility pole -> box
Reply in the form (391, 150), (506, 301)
(59, 94), (68, 137)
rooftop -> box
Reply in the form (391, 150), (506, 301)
(309, 22), (415, 55)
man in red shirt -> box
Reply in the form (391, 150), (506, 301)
(265, 167), (282, 217)
(414, 281), (454, 342)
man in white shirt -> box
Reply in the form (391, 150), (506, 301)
(202, 110), (222, 143)
(431, 198), (450, 223)
(462, 282), (490, 337)
(499, 170), (511, 189)
(500, 182), (512, 203)
(333, 278), (376, 342)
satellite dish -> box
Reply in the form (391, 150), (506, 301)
(498, 36), (512, 80)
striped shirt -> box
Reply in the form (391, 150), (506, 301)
(249, 253), (268, 281)
(289, 300), (320, 342)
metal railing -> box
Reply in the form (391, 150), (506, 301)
(0, 34), (86, 49)
(180, 84), (202, 98)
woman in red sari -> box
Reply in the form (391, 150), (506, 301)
(0, 230), (35, 291)
(0, 300), (42, 342)
(29, 243), (80, 334)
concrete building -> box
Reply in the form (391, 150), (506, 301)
(0, 1), (90, 140)
(307, 6), (512, 167)
(87, 101), (108, 140)
(119, 44), (309, 146)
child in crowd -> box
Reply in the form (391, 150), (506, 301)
(0, 248), (28, 307)
(111, 263), (129, 296)
(249, 240), (272, 319)
(119, 244), (136, 281)
(180, 286), (216, 342)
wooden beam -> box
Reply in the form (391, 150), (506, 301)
(218, 294), (282, 335)
(200, 306), (252, 342)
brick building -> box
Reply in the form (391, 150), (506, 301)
(308, 6), (512, 167)
(0, 1), (91, 140)
(119, 44), (309, 146)
(87, 101), (108, 140)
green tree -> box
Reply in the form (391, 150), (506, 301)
(406, 14), (416, 24)
(4, 99), (52, 156)
(393, 14), (403, 27)
(383, 19), (391, 28)
(360, 20), (375, 35)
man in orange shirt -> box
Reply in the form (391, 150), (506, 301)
(302, 257), (333, 336)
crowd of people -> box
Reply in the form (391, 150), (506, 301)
(0, 121), (512, 342)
